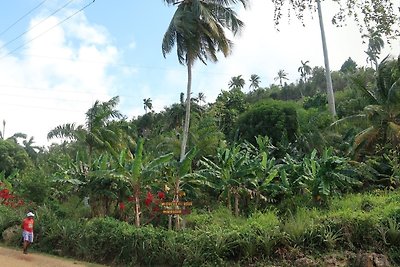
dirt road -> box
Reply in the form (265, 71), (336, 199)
(0, 246), (106, 267)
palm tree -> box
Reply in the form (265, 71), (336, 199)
(333, 57), (400, 155)
(197, 92), (206, 106)
(48, 96), (123, 166)
(249, 74), (261, 90)
(229, 75), (246, 90)
(317, 0), (336, 116)
(298, 60), (312, 97)
(22, 136), (42, 160)
(162, 0), (247, 162)
(274, 69), (288, 87)
(363, 29), (385, 70)
(298, 60), (312, 83)
(143, 98), (153, 113)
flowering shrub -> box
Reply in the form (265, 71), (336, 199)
(0, 181), (25, 208)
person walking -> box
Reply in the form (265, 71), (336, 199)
(21, 212), (35, 254)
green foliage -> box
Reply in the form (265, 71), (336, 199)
(302, 93), (327, 110)
(347, 57), (400, 155)
(17, 168), (51, 205)
(340, 57), (358, 74)
(236, 100), (298, 146)
(0, 205), (21, 234)
(212, 88), (247, 137)
(301, 148), (362, 201)
(282, 208), (318, 247)
(189, 115), (225, 158)
(1, 190), (400, 265)
(0, 139), (31, 176)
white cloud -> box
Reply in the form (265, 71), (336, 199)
(0, 13), (119, 146)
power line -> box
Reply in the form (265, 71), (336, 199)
(7, 52), (256, 78)
(0, 91), (94, 104)
(0, 101), (83, 113)
(0, 0), (49, 37)
(0, 0), (96, 60)
(0, 84), (136, 99)
(0, 0), (75, 52)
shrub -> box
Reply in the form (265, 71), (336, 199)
(236, 100), (298, 146)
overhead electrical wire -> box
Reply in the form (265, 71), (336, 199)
(0, 0), (49, 37)
(0, 101), (83, 113)
(0, 0), (96, 60)
(0, 0), (75, 52)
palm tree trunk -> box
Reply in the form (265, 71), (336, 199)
(180, 63), (192, 162)
(2, 120), (5, 139)
(317, 0), (336, 117)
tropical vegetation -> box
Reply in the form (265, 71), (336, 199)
(1, 0), (400, 266)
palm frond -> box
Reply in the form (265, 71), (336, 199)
(354, 126), (379, 152)
(47, 123), (80, 140)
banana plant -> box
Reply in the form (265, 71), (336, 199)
(112, 138), (173, 227)
(246, 150), (279, 211)
(301, 148), (361, 201)
(159, 147), (198, 229)
(199, 144), (253, 216)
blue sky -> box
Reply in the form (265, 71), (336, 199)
(0, 0), (399, 146)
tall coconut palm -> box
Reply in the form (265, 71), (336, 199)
(229, 75), (246, 90)
(143, 98), (153, 113)
(298, 60), (312, 83)
(249, 74), (261, 90)
(162, 0), (247, 162)
(317, 0), (336, 117)
(48, 96), (123, 166)
(274, 69), (288, 87)
(298, 60), (312, 97)
(197, 92), (206, 106)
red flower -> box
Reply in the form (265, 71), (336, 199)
(145, 191), (153, 206)
(0, 189), (11, 199)
(119, 202), (125, 210)
(127, 196), (135, 202)
(152, 206), (160, 212)
(157, 191), (165, 199)
(145, 199), (151, 206)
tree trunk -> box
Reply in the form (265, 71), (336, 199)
(227, 190), (232, 211)
(134, 185), (141, 227)
(174, 180), (180, 230)
(234, 191), (239, 217)
(317, 0), (336, 117)
(2, 120), (5, 139)
(180, 63), (192, 162)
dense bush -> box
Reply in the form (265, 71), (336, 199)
(236, 100), (298, 145)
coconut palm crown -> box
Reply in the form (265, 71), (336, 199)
(334, 56), (400, 155)
(162, 0), (247, 161)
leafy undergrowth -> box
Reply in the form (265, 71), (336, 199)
(1, 190), (399, 266)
